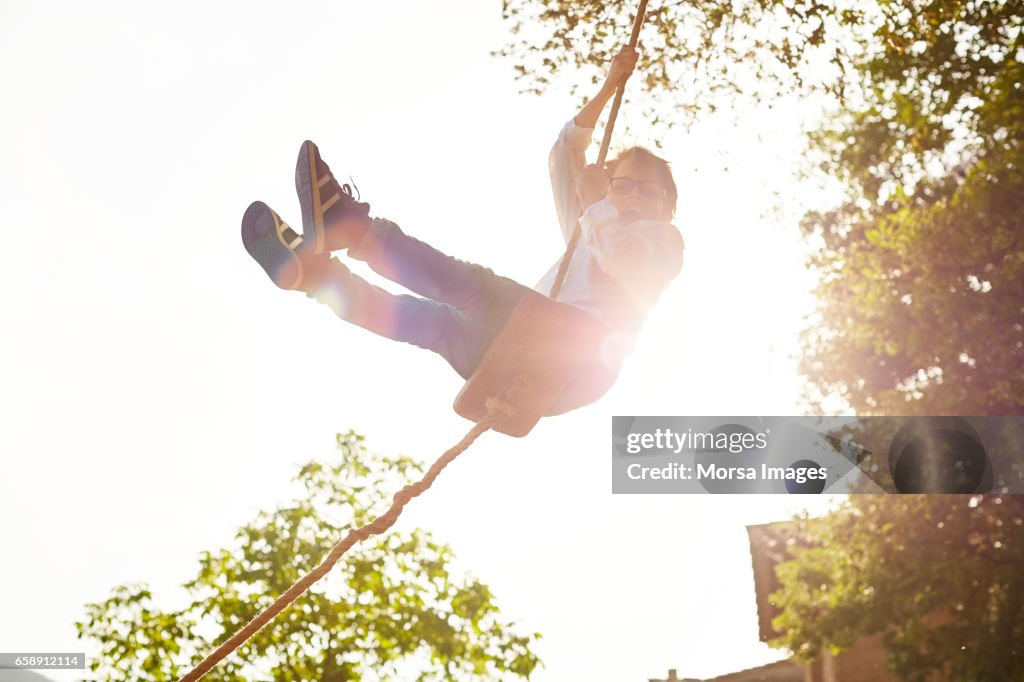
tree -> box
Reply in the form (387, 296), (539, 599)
(497, 0), (870, 137)
(771, 494), (1024, 681)
(76, 432), (541, 681)
(798, 0), (1024, 415)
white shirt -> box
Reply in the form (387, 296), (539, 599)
(534, 118), (685, 356)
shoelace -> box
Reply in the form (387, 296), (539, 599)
(341, 178), (360, 202)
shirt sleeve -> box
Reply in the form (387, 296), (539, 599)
(549, 118), (595, 245)
(579, 199), (685, 308)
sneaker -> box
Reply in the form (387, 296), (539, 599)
(241, 201), (331, 291)
(295, 140), (371, 254)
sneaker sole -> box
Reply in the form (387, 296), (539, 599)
(241, 201), (304, 290)
(295, 140), (325, 254)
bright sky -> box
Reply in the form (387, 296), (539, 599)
(1, 2), (840, 680)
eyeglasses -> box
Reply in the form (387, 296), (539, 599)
(608, 176), (665, 199)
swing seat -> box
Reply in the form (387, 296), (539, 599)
(454, 292), (607, 437)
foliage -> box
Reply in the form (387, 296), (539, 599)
(497, 0), (867, 134)
(798, 0), (1024, 414)
(772, 495), (1024, 681)
(76, 432), (541, 681)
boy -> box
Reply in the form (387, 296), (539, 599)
(242, 46), (683, 415)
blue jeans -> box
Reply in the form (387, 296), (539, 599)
(313, 219), (531, 379)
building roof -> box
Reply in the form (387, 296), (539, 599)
(705, 659), (804, 682)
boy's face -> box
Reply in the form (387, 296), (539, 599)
(604, 157), (673, 224)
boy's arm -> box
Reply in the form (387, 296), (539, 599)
(581, 203), (685, 311)
(549, 46), (640, 244)
(548, 121), (590, 244)
(615, 223), (684, 311)
(574, 45), (637, 129)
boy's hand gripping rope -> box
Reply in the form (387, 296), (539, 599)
(549, 0), (649, 300)
(176, 394), (519, 682)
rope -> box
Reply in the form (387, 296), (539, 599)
(177, 402), (513, 682)
(549, 0), (650, 300)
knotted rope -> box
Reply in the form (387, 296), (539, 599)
(177, 396), (517, 682)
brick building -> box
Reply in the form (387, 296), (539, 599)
(646, 521), (902, 682)
(745, 522), (899, 682)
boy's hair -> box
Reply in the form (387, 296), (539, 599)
(605, 147), (678, 217)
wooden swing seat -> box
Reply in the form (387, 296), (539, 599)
(453, 292), (607, 437)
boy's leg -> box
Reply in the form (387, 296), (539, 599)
(294, 141), (528, 322)
(241, 200), (487, 378)
(351, 218), (530, 325)
(309, 259), (489, 379)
